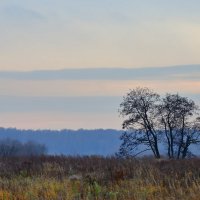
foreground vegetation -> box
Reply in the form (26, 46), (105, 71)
(0, 156), (199, 200)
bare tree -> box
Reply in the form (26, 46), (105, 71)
(118, 87), (200, 159)
(119, 87), (161, 158)
(181, 117), (200, 158)
(159, 94), (200, 159)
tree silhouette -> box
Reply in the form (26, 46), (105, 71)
(118, 87), (200, 159)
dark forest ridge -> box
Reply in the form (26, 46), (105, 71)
(0, 128), (122, 156)
(0, 64), (199, 80)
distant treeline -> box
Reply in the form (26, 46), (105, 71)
(0, 128), (122, 156)
(0, 138), (47, 157)
(0, 128), (199, 157)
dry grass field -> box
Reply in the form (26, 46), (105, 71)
(0, 156), (199, 200)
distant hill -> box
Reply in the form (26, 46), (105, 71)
(0, 128), (199, 157)
(0, 128), (122, 156)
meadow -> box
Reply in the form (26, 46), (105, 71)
(0, 156), (199, 200)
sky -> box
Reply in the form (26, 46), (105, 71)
(0, 66), (200, 130)
(0, 1), (200, 129)
(0, 0), (200, 70)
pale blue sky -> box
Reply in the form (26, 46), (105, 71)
(0, 0), (200, 70)
(0, 1), (200, 129)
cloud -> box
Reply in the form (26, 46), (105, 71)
(0, 65), (199, 130)
(0, 65), (199, 81)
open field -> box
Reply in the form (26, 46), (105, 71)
(0, 156), (199, 200)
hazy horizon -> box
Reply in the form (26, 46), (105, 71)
(0, 65), (199, 130)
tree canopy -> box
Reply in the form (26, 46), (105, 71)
(118, 87), (200, 159)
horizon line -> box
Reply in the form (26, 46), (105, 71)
(0, 127), (123, 132)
